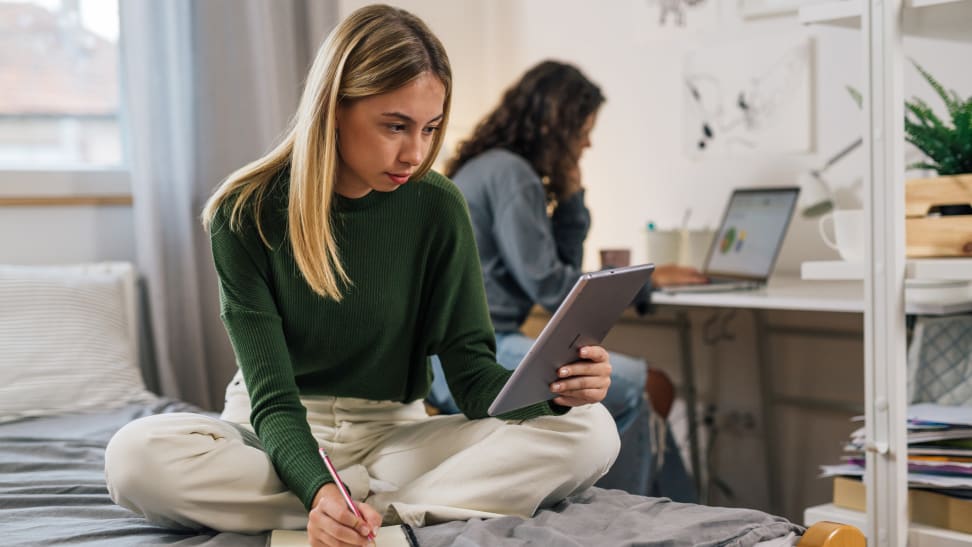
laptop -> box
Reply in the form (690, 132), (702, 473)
(660, 187), (800, 294)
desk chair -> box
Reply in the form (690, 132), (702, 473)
(646, 368), (676, 419)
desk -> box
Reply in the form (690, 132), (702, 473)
(649, 276), (864, 508)
(651, 277), (864, 313)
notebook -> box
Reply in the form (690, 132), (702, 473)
(661, 187), (799, 294)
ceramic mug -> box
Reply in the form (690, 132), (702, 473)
(599, 248), (631, 269)
(818, 209), (865, 262)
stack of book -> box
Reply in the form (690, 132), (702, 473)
(821, 403), (972, 534)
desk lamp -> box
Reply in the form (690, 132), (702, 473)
(799, 137), (862, 217)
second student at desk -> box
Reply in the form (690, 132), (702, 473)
(427, 60), (707, 500)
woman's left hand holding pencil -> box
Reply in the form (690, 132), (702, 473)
(308, 483), (382, 546)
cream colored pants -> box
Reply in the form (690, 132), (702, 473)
(104, 371), (620, 533)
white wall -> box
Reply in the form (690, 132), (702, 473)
(0, 172), (135, 264)
(0, 205), (134, 264)
(343, 0), (849, 274)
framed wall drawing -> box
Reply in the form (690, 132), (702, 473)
(682, 35), (814, 158)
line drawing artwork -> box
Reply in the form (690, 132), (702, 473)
(630, 0), (718, 40)
(683, 36), (814, 158)
(655, 0), (709, 26)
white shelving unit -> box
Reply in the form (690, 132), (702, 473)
(908, 0), (967, 7)
(908, 259), (972, 280)
(799, 0), (972, 44)
(799, 1), (862, 26)
(802, 258), (972, 281)
(800, 260), (972, 314)
(800, 0), (972, 545)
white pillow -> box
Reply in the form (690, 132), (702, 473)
(0, 262), (156, 423)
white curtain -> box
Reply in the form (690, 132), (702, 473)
(119, 0), (337, 409)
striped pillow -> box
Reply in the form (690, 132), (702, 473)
(0, 263), (155, 423)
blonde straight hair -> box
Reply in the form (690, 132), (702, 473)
(201, 4), (452, 301)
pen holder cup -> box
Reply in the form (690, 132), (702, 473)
(599, 249), (632, 269)
(679, 229), (715, 270)
(645, 230), (680, 265)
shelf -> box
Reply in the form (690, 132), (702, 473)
(799, 0), (972, 37)
(908, 298), (972, 315)
(908, 259), (972, 280)
(798, 1), (861, 26)
(909, 0), (966, 7)
(803, 258), (972, 281)
(798, 0), (967, 23)
(805, 503), (972, 546)
(801, 260), (972, 314)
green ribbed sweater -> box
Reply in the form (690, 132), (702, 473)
(209, 170), (561, 510)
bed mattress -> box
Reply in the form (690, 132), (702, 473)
(1, 399), (803, 546)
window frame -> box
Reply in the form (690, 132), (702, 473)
(0, 0), (128, 198)
(0, 169), (130, 202)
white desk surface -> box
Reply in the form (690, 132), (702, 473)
(651, 276), (865, 313)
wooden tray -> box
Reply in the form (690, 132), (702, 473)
(906, 175), (972, 257)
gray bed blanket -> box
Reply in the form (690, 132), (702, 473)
(1, 400), (803, 547)
(1, 399), (266, 547)
(413, 488), (802, 547)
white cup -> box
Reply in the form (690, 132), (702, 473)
(645, 229), (680, 265)
(678, 229), (715, 269)
(818, 209), (865, 262)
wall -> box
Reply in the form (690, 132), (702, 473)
(339, 0), (972, 274)
(0, 204), (134, 264)
(0, 171), (135, 264)
(344, 0), (853, 274)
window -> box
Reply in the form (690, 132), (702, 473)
(0, 0), (122, 170)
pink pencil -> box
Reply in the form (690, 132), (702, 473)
(318, 447), (375, 541)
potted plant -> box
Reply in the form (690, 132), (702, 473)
(904, 61), (972, 176)
(902, 61), (972, 257)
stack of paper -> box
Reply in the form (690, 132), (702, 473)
(821, 403), (972, 497)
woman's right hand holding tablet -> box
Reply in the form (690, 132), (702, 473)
(549, 345), (612, 407)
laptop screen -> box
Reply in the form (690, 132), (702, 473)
(704, 187), (799, 280)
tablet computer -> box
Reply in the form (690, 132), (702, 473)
(487, 263), (655, 416)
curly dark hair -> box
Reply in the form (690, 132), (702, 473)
(445, 61), (605, 199)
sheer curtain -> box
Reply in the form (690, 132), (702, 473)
(119, 0), (336, 409)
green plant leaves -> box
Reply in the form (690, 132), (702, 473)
(905, 60), (972, 176)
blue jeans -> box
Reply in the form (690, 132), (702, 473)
(427, 333), (698, 501)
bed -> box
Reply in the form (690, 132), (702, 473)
(0, 263), (865, 547)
